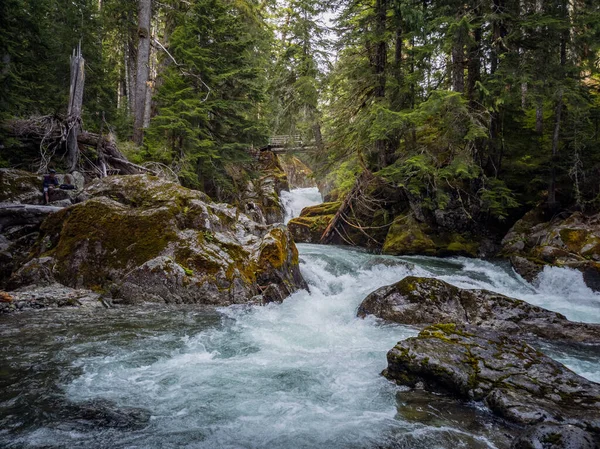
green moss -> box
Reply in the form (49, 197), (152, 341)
(258, 228), (287, 270)
(300, 201), (342, 217)
(40, 198), (177, 286)
(382, 216), (436, 255)
(559, 228), (588, 251)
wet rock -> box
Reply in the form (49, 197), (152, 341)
(62, 398), (151, 430)
(10, 174), (307, 306)
(511, 423), (597, 449)
(501, 209), (600, 290)
(288, 201), (340, 243)
(357, 276), (600, 344)
(384, 324), (600, 433)
(0, 283), (102, 313)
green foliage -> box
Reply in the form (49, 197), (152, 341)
(144, 0), (271, 197)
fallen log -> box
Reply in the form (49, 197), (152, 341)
(0, 203), (63, 231)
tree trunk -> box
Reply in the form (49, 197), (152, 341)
(133, 0), (152, 145)
(467, 20), (481, 108)
(451, 12), (465, 93)
(66, 44), (85, 172)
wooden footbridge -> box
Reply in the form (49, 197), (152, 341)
(260, 135), (317, 153)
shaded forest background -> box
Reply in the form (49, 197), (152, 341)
(1, 0), (600, 221)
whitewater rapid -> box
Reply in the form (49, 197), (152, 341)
(1, 187), (599, 449)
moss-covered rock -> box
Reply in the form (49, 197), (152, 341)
(0, 169), (43, 204)
(10, 174), (307, 305)
(357, 276), (600, 344)
(511, 423), (597, 449)
(382, 215), (482, 257)
(1, 168), (84, 206)
(384, 324), (600, 433)
(501, 210), (600, 290)
(287, 201), (340, 243)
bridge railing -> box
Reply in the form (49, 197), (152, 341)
(268, 135), (302, 147)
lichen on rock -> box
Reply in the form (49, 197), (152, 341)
(501, 209), (600, 290)
(384, 324), (600, 433)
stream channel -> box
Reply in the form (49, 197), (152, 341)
(1, 188), (600, 448)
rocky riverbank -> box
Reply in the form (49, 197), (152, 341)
(0, 167), (307, 312)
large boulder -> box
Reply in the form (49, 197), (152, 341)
(288, 201), (340, 243)
(357, 276), (600, 344)
(501, 209), (600, 290)
(0, 203), (65, 287)
(9, 175), (307, 305)
(383, 324), (600, 433)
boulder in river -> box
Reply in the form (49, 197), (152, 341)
(9, 174), (307, 305)
(288, 201), (340, 243)
(357, 276), (600, 344)
(501, 209), (600, 291)
(383, 323), (600, 433)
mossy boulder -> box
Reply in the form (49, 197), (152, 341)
(10, 175), (307, 305)
(384, 324), (600, 433)
(511, 423), (597, 449)
(287, 201), (340, 243)
(357, 276), (600, 344)
(382, 214), (482, 257)
(501, 210), (600, 290)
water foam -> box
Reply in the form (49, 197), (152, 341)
(4, 188), (599, 449)
(280, 187), (322, 223)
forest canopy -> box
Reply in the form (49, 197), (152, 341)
(1, 0), (599, 215)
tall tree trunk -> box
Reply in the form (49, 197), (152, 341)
(467, 17), (481, 108)
(451, 17), (465, 93)
(374, 0), (393, 169)
(66, 44), (85, 172)
(133, 0), (152, 146)
(548, 1), (568, 211)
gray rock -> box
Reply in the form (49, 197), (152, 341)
(357, 276), (600, 344)
(501, 209), (600, 291)
(0, 283), (102, 314)
(10, 175), (307, 306)
(511, 423), (598, 449)
(384, 324), (600, 433)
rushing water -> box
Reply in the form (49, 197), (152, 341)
(1, 189), (600, 449)
(280, 187), (323, 223)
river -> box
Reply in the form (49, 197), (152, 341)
(1, 188), (599, 448)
